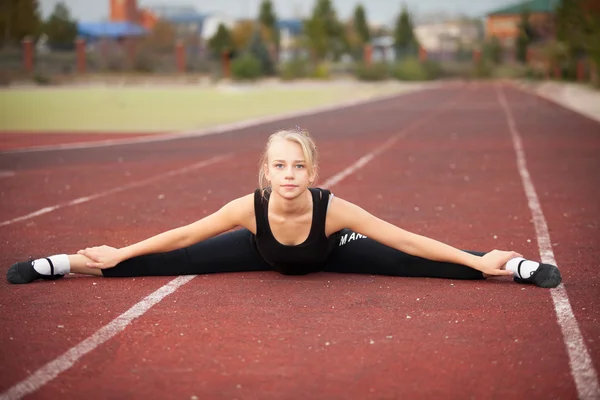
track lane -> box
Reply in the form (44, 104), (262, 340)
(503, 84), (600, 394)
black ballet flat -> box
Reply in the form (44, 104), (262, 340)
(7, 258), (64, 284)
(514, 263), (561, 288)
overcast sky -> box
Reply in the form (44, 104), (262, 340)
(39, 0), (517, 25)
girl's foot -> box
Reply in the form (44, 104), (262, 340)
(7, 259), (65, 284)
(514, 263), (561, 288)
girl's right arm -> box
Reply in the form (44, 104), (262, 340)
(78, 194), (255, 269)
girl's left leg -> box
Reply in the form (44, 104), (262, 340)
(323, 229), (485, 280)
(323, 230), (561, 288)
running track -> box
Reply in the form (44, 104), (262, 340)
(0, 82), (598, 399)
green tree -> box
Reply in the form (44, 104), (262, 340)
(208, 23), (233, 58)
(247, 28), (274, 75)
(555, 0), (600, 84)
(353, 4), (370, 44)
(304, 0), (344, 61)
(0, 0), (42, 47)
(393, 6), (418, 59)
(484, 36), (503, 65)
(516, 8), (532, 63)
(258, 0), (279, 51)
(43, 2), (78, 50)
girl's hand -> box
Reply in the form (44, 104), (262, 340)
(477, 249), (522, 276)
(77, 245), (123, 269)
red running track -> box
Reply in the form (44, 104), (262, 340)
(0, 83), (598, 399)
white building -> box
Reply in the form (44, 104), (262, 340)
(414, 20), (481, 55)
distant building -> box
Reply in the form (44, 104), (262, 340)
(486, 0), (559, 47)
(277, 19), (304, 61)
(110, 0), (139, 23)
(77, 0), (147, 41)
(146, 5), (235, 41)
(414, 19), (482, 59)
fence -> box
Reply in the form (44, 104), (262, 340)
(0, 37), (596, 84)
(0, 37), (224, 79)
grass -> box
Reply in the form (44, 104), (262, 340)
(0, 84), (411, 132)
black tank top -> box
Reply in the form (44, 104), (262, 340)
(252, 188), (339, 275)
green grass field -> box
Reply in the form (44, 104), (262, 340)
(0, 84), (415, 132)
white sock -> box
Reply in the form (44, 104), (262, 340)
(32, 254), (70, 275)
(506, 257), (540, 279)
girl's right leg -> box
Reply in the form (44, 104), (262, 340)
(8, 229), (271, 283)
(102, 228), (271, 277)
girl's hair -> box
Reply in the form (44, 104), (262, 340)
(258, 127), (318, 191)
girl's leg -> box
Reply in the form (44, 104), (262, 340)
(8, 229), (271, 283)
(323, 229), (485, 280)
(102, 228), (271, 277)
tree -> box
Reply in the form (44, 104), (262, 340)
(0, 0), (42, 47)
(555, 0), (600, 84)
(484, 36), (503, 65)
(304, 0), (344, 61)
(231, 20), (255, 51)
(353, 4), (370, 44)
(393, 6), (419, 59)
(43, 2), (78, 50)
(516, 8), (533, 63)
(247, 28), (274, 75)
(258, 0), (279, 51)
(208, 23), (233, 58)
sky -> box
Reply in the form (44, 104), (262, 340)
(39, 0), (518, 26)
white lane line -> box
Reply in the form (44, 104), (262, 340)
(0, 276), (195, 400)
(496, 85), (599, 400)
(1, 86), (430, 154)
(0, 154), (231, 227)
(324, 91), (465, 188)
(0, 171), (15, 178)
(0, 87), (464, 400)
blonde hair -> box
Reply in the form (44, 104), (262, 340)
(258, 127), (318, 191)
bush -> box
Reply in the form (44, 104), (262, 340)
(524, 66), (545, 80)
(354, 62), (389, 81)
(471, 58), (493, 79)
(422, 59), (443, 79)
(106, 53), (127, 72)
(438, 61), (474, 79)
(133, 48), (155, 73)
(33, 72), (53, 85)
(310, 62), (330, 80)
(279, 58), (310, 81)
(231, 53), (263, 80)
(492, 64), (528, 79)
(391, 57), (434, 81)
(0, 71), (11, 86)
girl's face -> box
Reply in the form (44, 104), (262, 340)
(264, 138), (315, 199)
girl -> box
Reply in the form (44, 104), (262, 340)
(7, 129), (561, 288)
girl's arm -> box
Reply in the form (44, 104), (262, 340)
(78, 194), (255, 269)
(327, 197), (519, 276)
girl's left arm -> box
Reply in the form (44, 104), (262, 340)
(327, 197), (519, 276)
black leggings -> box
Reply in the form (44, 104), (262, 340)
(102, 229), (485, 280)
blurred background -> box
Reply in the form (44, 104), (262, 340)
(0, 0), (597, 86)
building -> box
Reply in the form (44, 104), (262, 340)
(486, 0), (559, 47)
(77, 0), (147, 44)
(110, 0), (139, 23)
(146, 5), (235, 41)
(414, 19), (482, 59)
(277, 19), (303, 61)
